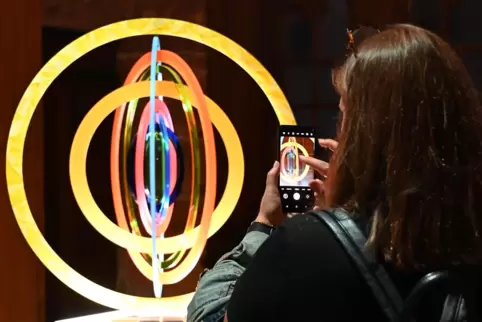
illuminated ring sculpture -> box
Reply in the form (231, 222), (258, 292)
(6, 18), (296, 311)
(280, 140), (310, 183)
(111, 48), (213, 294)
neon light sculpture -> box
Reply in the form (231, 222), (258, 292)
(6, 18), (296, 312)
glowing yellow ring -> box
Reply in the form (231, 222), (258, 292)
(6, 18), (295, 310)
(280, 142), (310, 183)
(71, 81), (240, 284)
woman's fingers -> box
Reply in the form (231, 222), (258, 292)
(266, 161), (280, 188)
(318, 138), (338, 152)
(309, 179), (326, 210)
(299, 155), (329, 176)
(309, 179), (324, 195)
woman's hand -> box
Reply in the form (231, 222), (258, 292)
(300, 138), (338, 210)
(299, 156), (328, 210)
(256, 161), (285, 226)
(256, 139), (337, 222)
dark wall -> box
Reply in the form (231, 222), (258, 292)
(202, 0), (280, 267)
(411, 0), (482, 90)
(0, 0), (44, 321)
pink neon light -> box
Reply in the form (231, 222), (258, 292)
(135, 99), (177, 237)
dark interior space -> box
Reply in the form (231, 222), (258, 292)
(2, 0), (482, 321)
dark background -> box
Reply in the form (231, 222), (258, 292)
(1, 0), (482, 321)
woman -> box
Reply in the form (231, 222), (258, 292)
(187, 24), (482, 322)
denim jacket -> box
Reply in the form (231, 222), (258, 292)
(187, 231), (269, 322)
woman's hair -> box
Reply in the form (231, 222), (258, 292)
(328, 24), (482, 269)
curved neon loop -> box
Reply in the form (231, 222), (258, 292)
(135, 101), (185, 270)
(132, 99), (178, 234)
(116, 69), (180, 237)
(122, 70), (150, 236)
(162, 128), (184, 207)
(72, 80), (217, 286)
(120, 50), (206, 279)
(112, 53), (201, 275)
(111, 50), (213, 284)
(130, 52), (206, 269)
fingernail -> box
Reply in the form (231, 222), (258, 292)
(273, 161), (279, 167)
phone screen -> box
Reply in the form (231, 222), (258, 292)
(278, 126), (316, 212)
(279, 126), (316, 188)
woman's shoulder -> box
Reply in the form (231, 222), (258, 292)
(271, 210), (372, 271)
(276, 212), (327, 242)
(281, 209), (372, 241)
(282, 212), (322, 230)
(278, 210), (340, 243)
(232, 210), (382, 321)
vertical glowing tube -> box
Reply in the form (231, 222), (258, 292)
(150, 37), (161, 298)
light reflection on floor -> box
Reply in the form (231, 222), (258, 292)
(56, 309), (186, 322)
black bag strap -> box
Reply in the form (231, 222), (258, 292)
(398, 271), (467, 322)
(311, 209), (404, 321)
(312, 209), (479, 322)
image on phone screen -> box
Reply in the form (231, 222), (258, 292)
(279, 135), (315, 187)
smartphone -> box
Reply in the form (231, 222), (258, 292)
(278, 125), (316, 213)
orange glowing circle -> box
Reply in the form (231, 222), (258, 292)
(110, 50), (215, 281)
